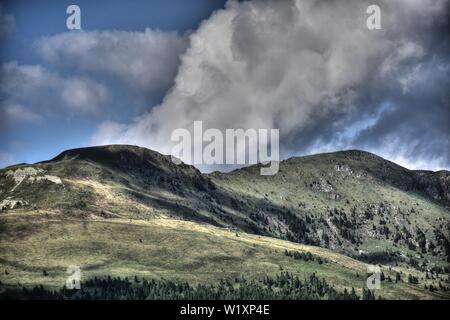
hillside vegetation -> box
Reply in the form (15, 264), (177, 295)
(0, 145), (449, 299)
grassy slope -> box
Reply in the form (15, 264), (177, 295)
(211, 150), (450, 265)
(0, 211), (448, 300)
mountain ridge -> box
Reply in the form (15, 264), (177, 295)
(1, 144), (448, 254)
(29, 145), (450, 209)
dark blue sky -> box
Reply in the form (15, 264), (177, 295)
(0, 0), (226, 167)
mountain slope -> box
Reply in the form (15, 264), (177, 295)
(414, 170), (450, 206)
(1, 145), (219, 224)
(210, 150), (450, 265)
(0, 145), (449, 299)
(0, 212), (447, 299)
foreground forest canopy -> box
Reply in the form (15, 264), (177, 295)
(1, 273), (373, 300)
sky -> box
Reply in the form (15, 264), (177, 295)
(0, 0), (449, 171)
(0, 0), (226, 166)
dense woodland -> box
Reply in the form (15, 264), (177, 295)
(0, 272), (377, 300)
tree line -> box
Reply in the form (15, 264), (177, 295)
(0, 272), (377, 300)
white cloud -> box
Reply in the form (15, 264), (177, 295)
(90, 121), (128, 146)
(1, 103), (42, 124)
(62, 77), (108, 114)
(91, 0), (449, 170)
(2, 28), (189, 128)
(37, 29), (189, 96)
(0, 61), (109, 127)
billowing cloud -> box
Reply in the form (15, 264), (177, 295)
(2, 27), (189, 129)
(92, 0), (449, 171)
(61, 77), (108, 114)
(36, 29), (189, 100)
(0, 61), (109, 128)
(91, 121), (129, 146)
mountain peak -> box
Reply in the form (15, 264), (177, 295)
(49, 144), (164, 162)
